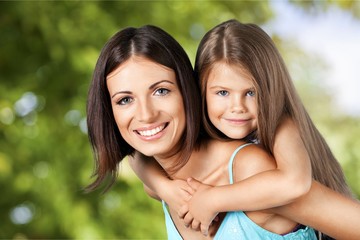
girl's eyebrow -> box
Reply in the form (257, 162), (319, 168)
(208, 85), (230, 90)
(111, 80), (175, 99)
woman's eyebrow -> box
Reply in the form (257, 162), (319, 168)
(149, 80), (175, 89)
(111, 90), (132, 99)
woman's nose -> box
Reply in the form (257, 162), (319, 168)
(136, 99), (157, 122)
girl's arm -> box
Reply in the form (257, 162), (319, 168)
(180, 119), (312, 230)
(272, 180), (360, 240)
(181, 147), (360, 239)
(128, 152), (194, 211)
(219, 117), (312, 210)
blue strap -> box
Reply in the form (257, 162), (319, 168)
(228, 143), (253, 184)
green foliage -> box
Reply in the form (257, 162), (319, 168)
(0, 1), (358, 239)
(290, 0), (360, 18)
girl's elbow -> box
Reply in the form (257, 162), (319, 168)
(290, 175), (312, 200)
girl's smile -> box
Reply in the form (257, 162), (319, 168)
(206, 63), (258, 139)
(223, 118), (252, 125)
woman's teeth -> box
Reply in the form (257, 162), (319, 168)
(138, 125), (165, 137)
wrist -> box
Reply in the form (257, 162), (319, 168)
(210, 186), (229, 213)
(156, 177), (172, 200)
(207, 187), (222, 214)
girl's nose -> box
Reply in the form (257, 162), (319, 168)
(230, 95), (246, 114)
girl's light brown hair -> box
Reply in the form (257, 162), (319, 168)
(195, 19), (352, 197)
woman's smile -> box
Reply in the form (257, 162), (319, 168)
(106, 56), (186, 158)
(135, 122), (169, 139)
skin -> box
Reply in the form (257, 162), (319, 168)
(170, 140), (302, 239)
(107, 56), (186, 170)
(206, 62), (257, 139)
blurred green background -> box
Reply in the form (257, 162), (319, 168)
(1, 1), (359, 239)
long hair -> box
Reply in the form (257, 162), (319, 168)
(86, 25), (202, 191)
(195, 19), (352, 197)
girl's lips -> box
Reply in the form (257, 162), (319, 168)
(224, 118), (250, 125)
(135, 122), (169, 137)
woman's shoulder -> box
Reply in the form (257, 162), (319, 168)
(198, 139), (248, 163)
(206, 138), (246, 148)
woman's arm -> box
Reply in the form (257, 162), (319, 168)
(272, 181), (360, 240)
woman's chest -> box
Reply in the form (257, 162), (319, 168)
(174, 147), (232, 185)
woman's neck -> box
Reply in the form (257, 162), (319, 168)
(153, 151), (184, 175)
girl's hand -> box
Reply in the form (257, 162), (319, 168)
(159, 178), (195, 214)
(178, 178), (219, 236)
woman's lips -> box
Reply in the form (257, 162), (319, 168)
(135, 122), (169, 139)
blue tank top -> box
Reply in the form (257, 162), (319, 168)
(162, 143), (317, 239)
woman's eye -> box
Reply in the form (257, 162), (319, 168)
(217, 90), (229, 96)
(246, 90), (255, 97)
(154, 88), (170, 96)
(117, 97), (133, 105)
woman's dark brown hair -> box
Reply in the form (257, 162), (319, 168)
(86, 25), (202, 191)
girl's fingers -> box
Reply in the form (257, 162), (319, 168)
(177, 205), (188, 219)
(187, 177), (201, 191)
(200, 224), (210, 236)
(191, 218), (200, 230)
(183, 212), (194, 227)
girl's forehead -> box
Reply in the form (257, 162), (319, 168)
(211, 61), (251, 75)
(207, 62), (254, 83)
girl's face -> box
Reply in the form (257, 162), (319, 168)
(206, 62), (257, 139)
(107, 56), (186, 160)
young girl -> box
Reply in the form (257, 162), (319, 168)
(129, 20), (357, 238)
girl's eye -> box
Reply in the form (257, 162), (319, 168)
(217, 90), (229, 97)
(246, 90), (255, 97)
(117, 97), (133, 105)
(154, 88), (170, 96)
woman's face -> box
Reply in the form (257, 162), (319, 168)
(206, 62), (258, 139)
(107, 56), (186, 160)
